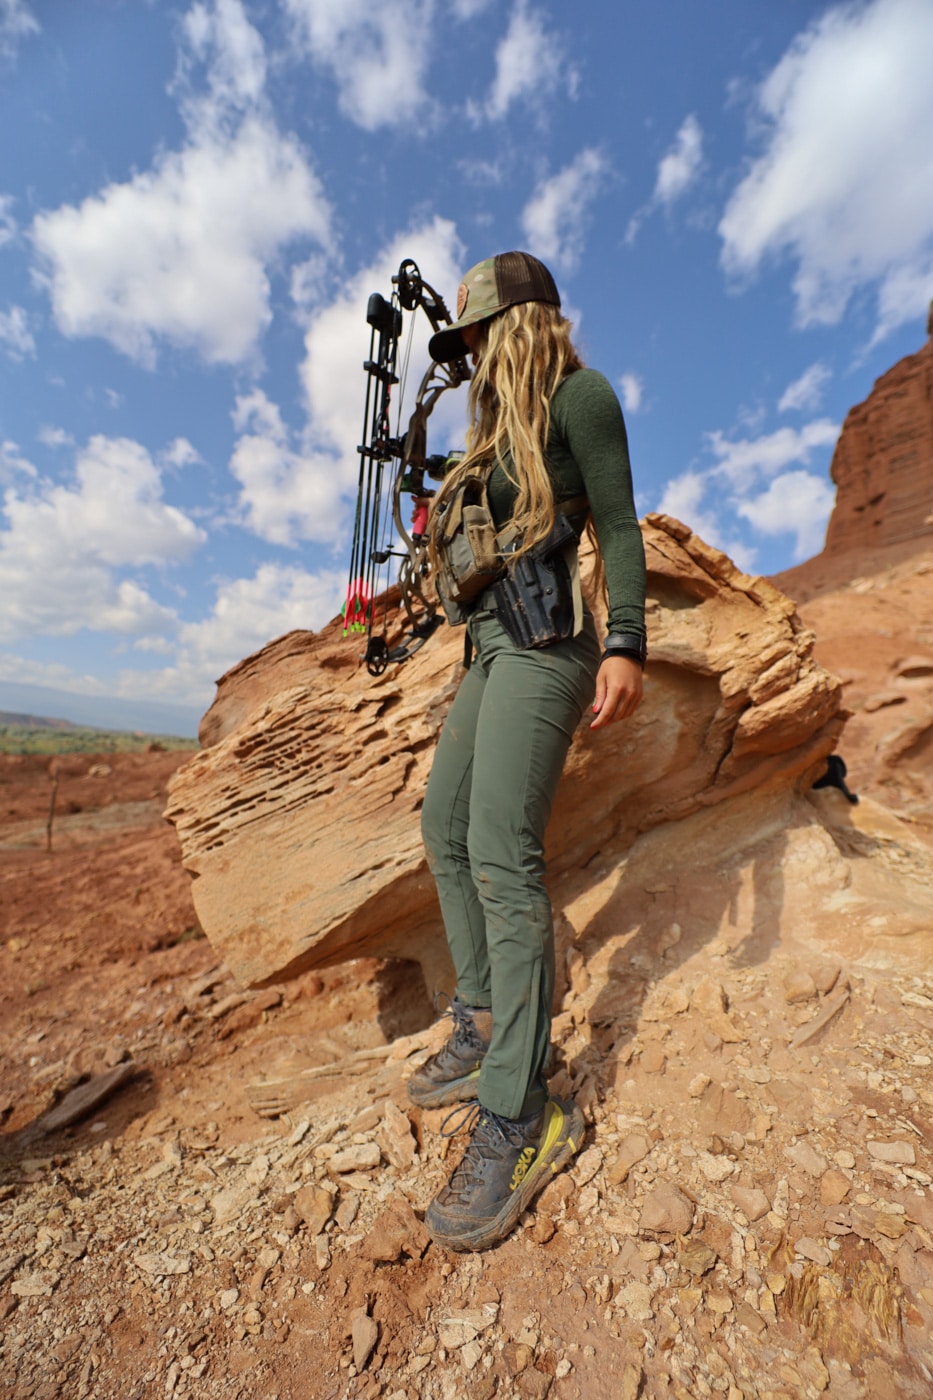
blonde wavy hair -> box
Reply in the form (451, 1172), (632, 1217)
(429, 301), (585, 563)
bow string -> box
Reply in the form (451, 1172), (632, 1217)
(344, 258), (469, 676)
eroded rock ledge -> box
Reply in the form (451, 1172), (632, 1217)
(165, 516), (845, 990)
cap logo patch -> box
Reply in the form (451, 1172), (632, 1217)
(456, 283), (468, 318)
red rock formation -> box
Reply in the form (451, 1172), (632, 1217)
(164, 516), (845, 992)
(823, 306), (933, 557)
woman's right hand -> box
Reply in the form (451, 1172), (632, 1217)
(590, 655), (643, 730)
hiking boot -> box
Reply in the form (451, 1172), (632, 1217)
(406, 995), (492, 1110)
(424, 1096), (584, 1252)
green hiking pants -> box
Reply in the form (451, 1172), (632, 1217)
(421, 608), (600, 1119)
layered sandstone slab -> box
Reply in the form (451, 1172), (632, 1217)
(164, 515), (845, 991)
(823, 309), (933, 558)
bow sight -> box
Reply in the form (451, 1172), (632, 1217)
(345, 259), (470, 676)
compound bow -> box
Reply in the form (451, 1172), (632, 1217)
(344, 259), (470, 677)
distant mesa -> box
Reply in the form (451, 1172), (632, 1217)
(822, 303), (933, 559)
(0, 711), (77, 731)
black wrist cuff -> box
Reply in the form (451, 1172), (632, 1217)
(602, 632), (647, 668)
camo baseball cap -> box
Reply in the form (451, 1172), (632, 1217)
(428, 251), (561, 363)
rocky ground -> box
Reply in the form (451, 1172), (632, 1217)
(4, 523), (933, 1400)
(1, 743), (932, 1400)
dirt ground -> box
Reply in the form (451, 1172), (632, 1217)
(2, 560), (933, 1400)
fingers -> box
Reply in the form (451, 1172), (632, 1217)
(590, 657), (644, 730)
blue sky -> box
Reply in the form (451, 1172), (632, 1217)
(2, 0), (933, 719)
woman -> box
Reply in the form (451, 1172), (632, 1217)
(410, 251), (646, 1252)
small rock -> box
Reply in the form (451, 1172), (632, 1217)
(812, 965), (842, 996)
(707, 1293), (733, 1314)
(11, 1273), (58, 1298)
(572, 1146), (603, 1187)
(376, 1101), (417, 1171)
(834, 1149), (856, 1170)
(819, 1170), (851, 1207)
(219, 1288), (239, 1309)
(678, 1240), (718, 1276)
(352, 1313), (379, 1372)
(741, 1065), (772, 1084)
(362, 1199), (430, 1263)
(640, 1045), (667, 1075)
(335, 1193), (360, 1232)
(795, 1237), (832, 1266)
(314, 1236), (331, 1271)
(210, 1182), (255, 1226)
(531, 1213), (556, 1244)
(620, 1364), (643, 1400)
(698, 1151), (734, 1183)
(783, 971), (817, 1004)
(503, 1342), (533, 1376)
(245, 1153), (270, 1187)
(730, 1186), (770, 1222)
(294, 1184), (334, 1236)
(874, 1213), (908, 1239)
(328, 1142), (381, 1174)
(461, 1340), (483, 1372)
(615, 1280), (654, 1320)
(688, 1074), (711, 1099)
(577, 1184), (599, 1216)
(606, 1133), (650, 1186)
(639, 1183), (694, 1236)
(785, 1140), (827, 1177)
(438, 1305), (498, 1349)
(133, 1251), (191, 1277)
(867, 1140), (915, 1165)
(691, 977), (727, 1015)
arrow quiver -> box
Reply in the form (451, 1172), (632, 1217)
(345, 259), (470, 676)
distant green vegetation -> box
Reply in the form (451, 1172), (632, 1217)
(0, 725), (199, 756)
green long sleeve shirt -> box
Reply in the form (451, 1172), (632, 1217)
(485, 367), (647, 638)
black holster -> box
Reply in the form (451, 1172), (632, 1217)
(488, 514), (579, 650)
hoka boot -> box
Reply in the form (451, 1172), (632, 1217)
(407, 995), (492, 1110)
(425, 1096), (584, 1252)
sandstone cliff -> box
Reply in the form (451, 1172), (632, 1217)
(823, 305), (933, 558)
(165, 515), (845, 992)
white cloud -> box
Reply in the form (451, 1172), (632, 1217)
(706, 419), (839, 488)
(161, 437), (202, 469)
(0, 195), (17, 246)
(32, 117), (331, 367)
(737, 469), (835, 560)
(657, 469), (759, 572)
(31, 2), (332, 367)
(478, 1), (572, 121)
(0, 0), (38, 59)
(719, 0), (933, 339)
(119, 562), (347, 702)
(37, 426), (74, 450)
(228, 388), (339, 546)
(177, 0), (266, 125)
(283, 0), (435, 131)
(654, 113), (703, 206)
(626, 113), (704, 244)
(656, 411), (840, 568)
(0, 436), (204, 642)
(452, 0), (494, 15)
(778, 361), (831, 413)
(0, 305), (34, 359)
(521, 148), (607, 274)
(1, 440), (36, 484)
(619, 373), (643, 414)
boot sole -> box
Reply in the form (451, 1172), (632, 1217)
(406, 1070), (481, 1111)
(425, 1097), (585, 1252)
